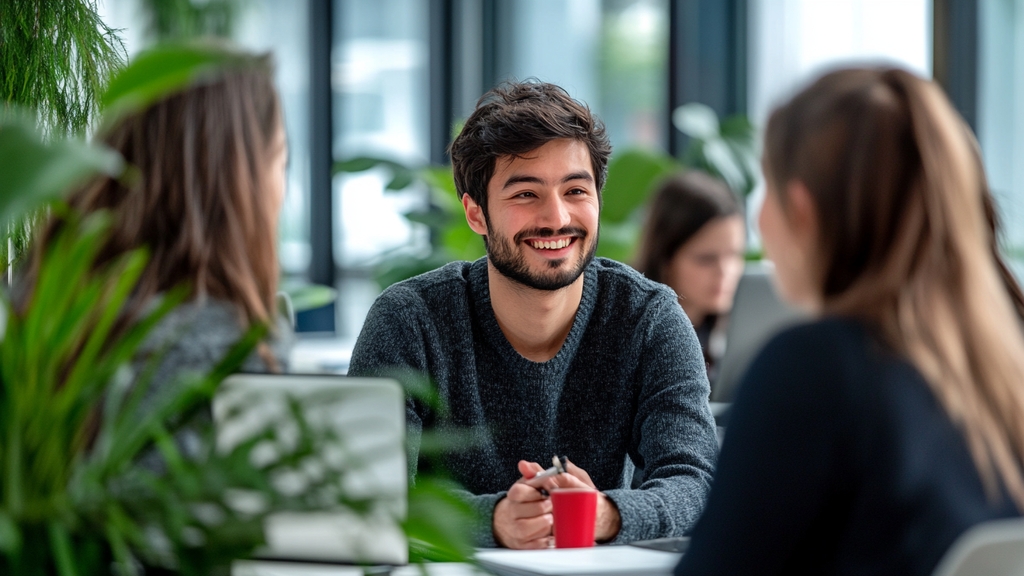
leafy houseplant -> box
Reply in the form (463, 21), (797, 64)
(0, 45), (474, 575)
(673, 102), (759, 201)
(138, 0), (241, 42)
(0, 0), (128, 272)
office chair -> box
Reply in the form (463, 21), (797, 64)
(931, 517), (1024, 576)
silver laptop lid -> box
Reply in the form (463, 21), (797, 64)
(213, 374), (407, 565)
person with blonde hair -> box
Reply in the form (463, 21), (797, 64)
(24, 48), (291, 385)
(675, 67), (1024, 575)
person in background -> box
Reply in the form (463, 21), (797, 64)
(24, 48), (292, 387)
(675, 67), (1024, 576)
(634, 171), (745, 384)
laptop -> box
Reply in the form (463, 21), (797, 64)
(213, 374), (408, 565)
(710, 262), (807, 404)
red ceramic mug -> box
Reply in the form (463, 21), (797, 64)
(551, 488), (598, 548)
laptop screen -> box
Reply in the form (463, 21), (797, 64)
(213, 374), (408, 565)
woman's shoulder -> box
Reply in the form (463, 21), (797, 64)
(737, 316), (890, 403)
(140, 297), (293, 373)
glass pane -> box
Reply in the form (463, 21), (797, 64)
(96, 0), (313, 278)
(748, 0), (932, 125)
(332, 0), (431, 269)
(978, 0), (1024, 277)
(235, 1), (313, 277)
(497, 0), (669, 151)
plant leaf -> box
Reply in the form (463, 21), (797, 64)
(0, 114), (122, 228)
(673, 102), (720, 139)
(101, 44), (243, 123)
(601, 148), (678, 224)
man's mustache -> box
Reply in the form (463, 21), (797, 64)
(513, 226), (588, 244)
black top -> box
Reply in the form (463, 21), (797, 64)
(348, 257), (719, 546)
(676, 317), (1020, 576)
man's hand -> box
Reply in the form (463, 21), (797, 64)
(493, 459), (622, 548)
(493, 461), (554, 549)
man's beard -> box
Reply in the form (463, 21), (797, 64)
(484, 225), (598, 291)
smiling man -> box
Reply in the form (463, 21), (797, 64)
(348, 81), (717, 549)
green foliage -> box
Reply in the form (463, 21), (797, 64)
(0, 0), (128, 273)
(334, 158), (486, 289)
(1, 43), (474, 574)
(139, 0), (241, 41)
(0, 207), (395, 574)
(597, 149), (679, 263)
(101, 44), (253, 128)
(0, 113), (123, 232)
(0, 0), (127, 137)
(278, 280), (338, 313)
(674, 103), (760, 199)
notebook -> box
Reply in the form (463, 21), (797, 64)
(710, 262), (807, 404)
(475, 546), (682, 576)
(213, 374), (407, 565)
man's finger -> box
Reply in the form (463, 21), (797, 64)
(507, 482), (548, 502)
(516, 513), (554, 542)
(564, 459), (596, 489)
(509, 498), (553, 520)
(519, 535), (555, 550)
(518, 460), (545, 479)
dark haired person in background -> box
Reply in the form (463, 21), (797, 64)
(349, 80), (717, 549)
(676, 67), (1024, 576)
(634, 172), (745, 384)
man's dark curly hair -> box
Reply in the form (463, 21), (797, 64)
(448, 80), (612, 219)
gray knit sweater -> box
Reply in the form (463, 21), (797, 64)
(349, 257), (718, 547)
(134, 298), (293, 385)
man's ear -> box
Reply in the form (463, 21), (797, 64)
(462, 193), (489, 236)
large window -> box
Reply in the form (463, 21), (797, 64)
(331, 0), (431, 338)
(494, 0), (669, 151)
(978, 0), (1024, 277)
(748, 0), (932, 124)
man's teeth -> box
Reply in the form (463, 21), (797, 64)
(530, 238), (572, 250)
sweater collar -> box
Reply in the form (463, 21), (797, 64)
(468, 257), (599, 368)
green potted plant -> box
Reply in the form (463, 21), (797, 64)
(0, 44), (474, 576)
(0, 0), (128, 273)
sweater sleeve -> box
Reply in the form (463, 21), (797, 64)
(674, 324), (847, 576)
(602, 294), (719, 542)
(348, 287), (502, 547)
(349, 288), (433, 483)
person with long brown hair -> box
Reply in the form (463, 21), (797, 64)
(675, 67), (1024, 575)
(634, 171), (745, 384)
(24, 47), (291, 386)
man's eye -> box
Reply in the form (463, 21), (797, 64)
(515, 191), (536, 198)
(567, 188), (586, 195)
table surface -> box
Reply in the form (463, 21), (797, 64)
(233, 560), (487, 576)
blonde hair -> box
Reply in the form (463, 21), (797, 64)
(764, 67), (1024, 508)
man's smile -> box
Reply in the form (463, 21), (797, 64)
(526, 236), (577, 251)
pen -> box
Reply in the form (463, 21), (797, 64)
(533, 455), (567, 496)
(533, 455), (567, 480)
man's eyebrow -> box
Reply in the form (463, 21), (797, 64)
(501, 171), (594, 190)
(560, 171), (593, 184)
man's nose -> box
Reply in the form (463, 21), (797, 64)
(537, 193), (572, 229)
